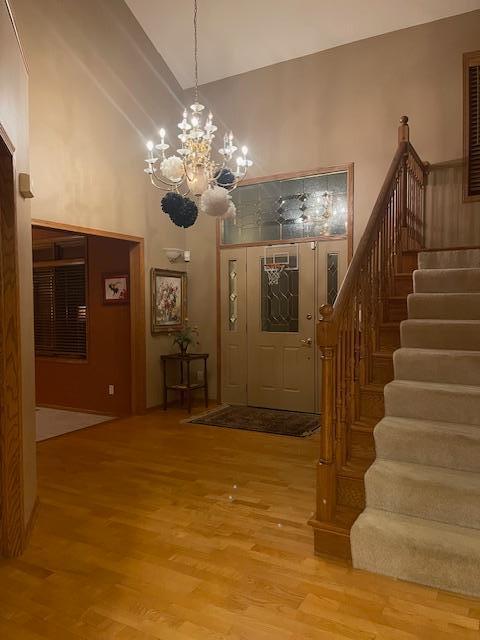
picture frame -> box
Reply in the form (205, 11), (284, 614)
(102, 273), (129, 305)
(151, 268), (187, 334)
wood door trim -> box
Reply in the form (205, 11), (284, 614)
(219, 235), (348, 250)
(216, 222), (222, 403)
(217, 163), (354, 260)
(0, 123), (15, 156)
(32, 219), (143, 243)
(0, 128), (25, 557)
(238, 163), (353, 187)
(31, 220), (147, 415)
(216, 163), (354, 403)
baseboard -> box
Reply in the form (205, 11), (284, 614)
(23, 497), (39, 552)
(147, 399), (218, 412)
(36, 403), (119, 418)
(309, 518), (352, 562)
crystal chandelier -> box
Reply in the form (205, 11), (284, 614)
(143, 0), (252, 228)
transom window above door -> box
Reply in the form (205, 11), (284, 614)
(221, 166), (352, 246)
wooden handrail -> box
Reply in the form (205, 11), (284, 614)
(325, 142), (409, 324)
(311, 116), (428, 553)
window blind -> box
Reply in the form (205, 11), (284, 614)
(33, 263), (87, 358)
(466, 55), (480, 200)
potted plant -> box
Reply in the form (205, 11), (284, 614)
(172, 321), (199, 355)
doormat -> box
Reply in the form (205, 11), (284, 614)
(185, 405), (320, 437)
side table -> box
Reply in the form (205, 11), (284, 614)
(161, 353), (209, 413)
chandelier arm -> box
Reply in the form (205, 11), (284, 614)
(228, 169), (248, 192)
(149, 172), (185, 190)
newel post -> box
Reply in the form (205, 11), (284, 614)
(316, 303), (337, 522)
(398, 115), (409, 143)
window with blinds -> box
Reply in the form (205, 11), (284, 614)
(464, 51), (480, 201)
(32, 234), (87, 359)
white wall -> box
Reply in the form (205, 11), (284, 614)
(186, 11), (480, 396)
(12, 0), (189, 407)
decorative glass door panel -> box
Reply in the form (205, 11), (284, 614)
(261, 257), (299, 333)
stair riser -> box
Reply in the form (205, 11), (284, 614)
(365, 463), (480, 530)
(394, 349), (480, 387)
(337, 475), (366, 511)
(351, 427), (376, 461)
(351, 512), (480, 597)
(375, 420), (480, 473)
(372, 356), (394, 385)
(419, 249), (480, 270)
(397, 252), (419, 274)
(384, 299), (408, 323)
(379, 325), (400, 351)
(385, 384), (480, 426)
(360, 389), (384, 420)
(408, 293), (480, 320)
(414, 269), (480, 294)
(401, 321), (480, 351)
(394, 276), (413, 297)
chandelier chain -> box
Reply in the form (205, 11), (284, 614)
(193, 0), (199, 102)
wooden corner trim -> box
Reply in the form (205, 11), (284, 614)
(4, 0), (29, 73)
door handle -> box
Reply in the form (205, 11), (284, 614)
(300, 337), (312, 347)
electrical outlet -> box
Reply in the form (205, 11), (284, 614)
(108, 384), (115, 396)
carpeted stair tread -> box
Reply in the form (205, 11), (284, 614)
(375, 415), (480, 472)
(352, 249), (480, 597)
(351, 509), (480, 596)
(400, 319), (480, 350)
(414, 267), (480, 293)
(365, 459), (480, 529)
(394, 347), (480, 386)
(385, 379), (480, 426)
(418, 249), (480, 269)
(407, 292), (480, 319)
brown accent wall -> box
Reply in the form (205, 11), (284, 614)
(35, 235), (132, 415)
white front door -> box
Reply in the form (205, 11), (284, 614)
(220, 240), (347, 413)
(246, 243), (316, 412)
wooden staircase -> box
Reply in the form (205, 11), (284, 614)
(309, 117), (427, 560)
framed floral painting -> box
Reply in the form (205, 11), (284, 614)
(151, 268), (187, 334)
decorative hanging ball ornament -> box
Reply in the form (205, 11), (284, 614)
(215, 168), (236, 190)
(200, 186), (232, 218)
(160, 156), (185, 182)
(161, 191), (184, 217)
(222, 202), (237, 220)
(179, 198), (198, 228)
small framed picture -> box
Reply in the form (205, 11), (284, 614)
(103, 273), (129, 304)
(151, 268), (187, 334)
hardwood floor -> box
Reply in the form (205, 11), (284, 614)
(0, 408), (479, 639)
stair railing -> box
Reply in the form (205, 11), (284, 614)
(312, 116), (428, 537)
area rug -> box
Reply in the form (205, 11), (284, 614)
(186, 405), (320, 437)
(36, 407), (114, 442)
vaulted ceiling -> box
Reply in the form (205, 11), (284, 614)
(126, 0), (480, 89)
